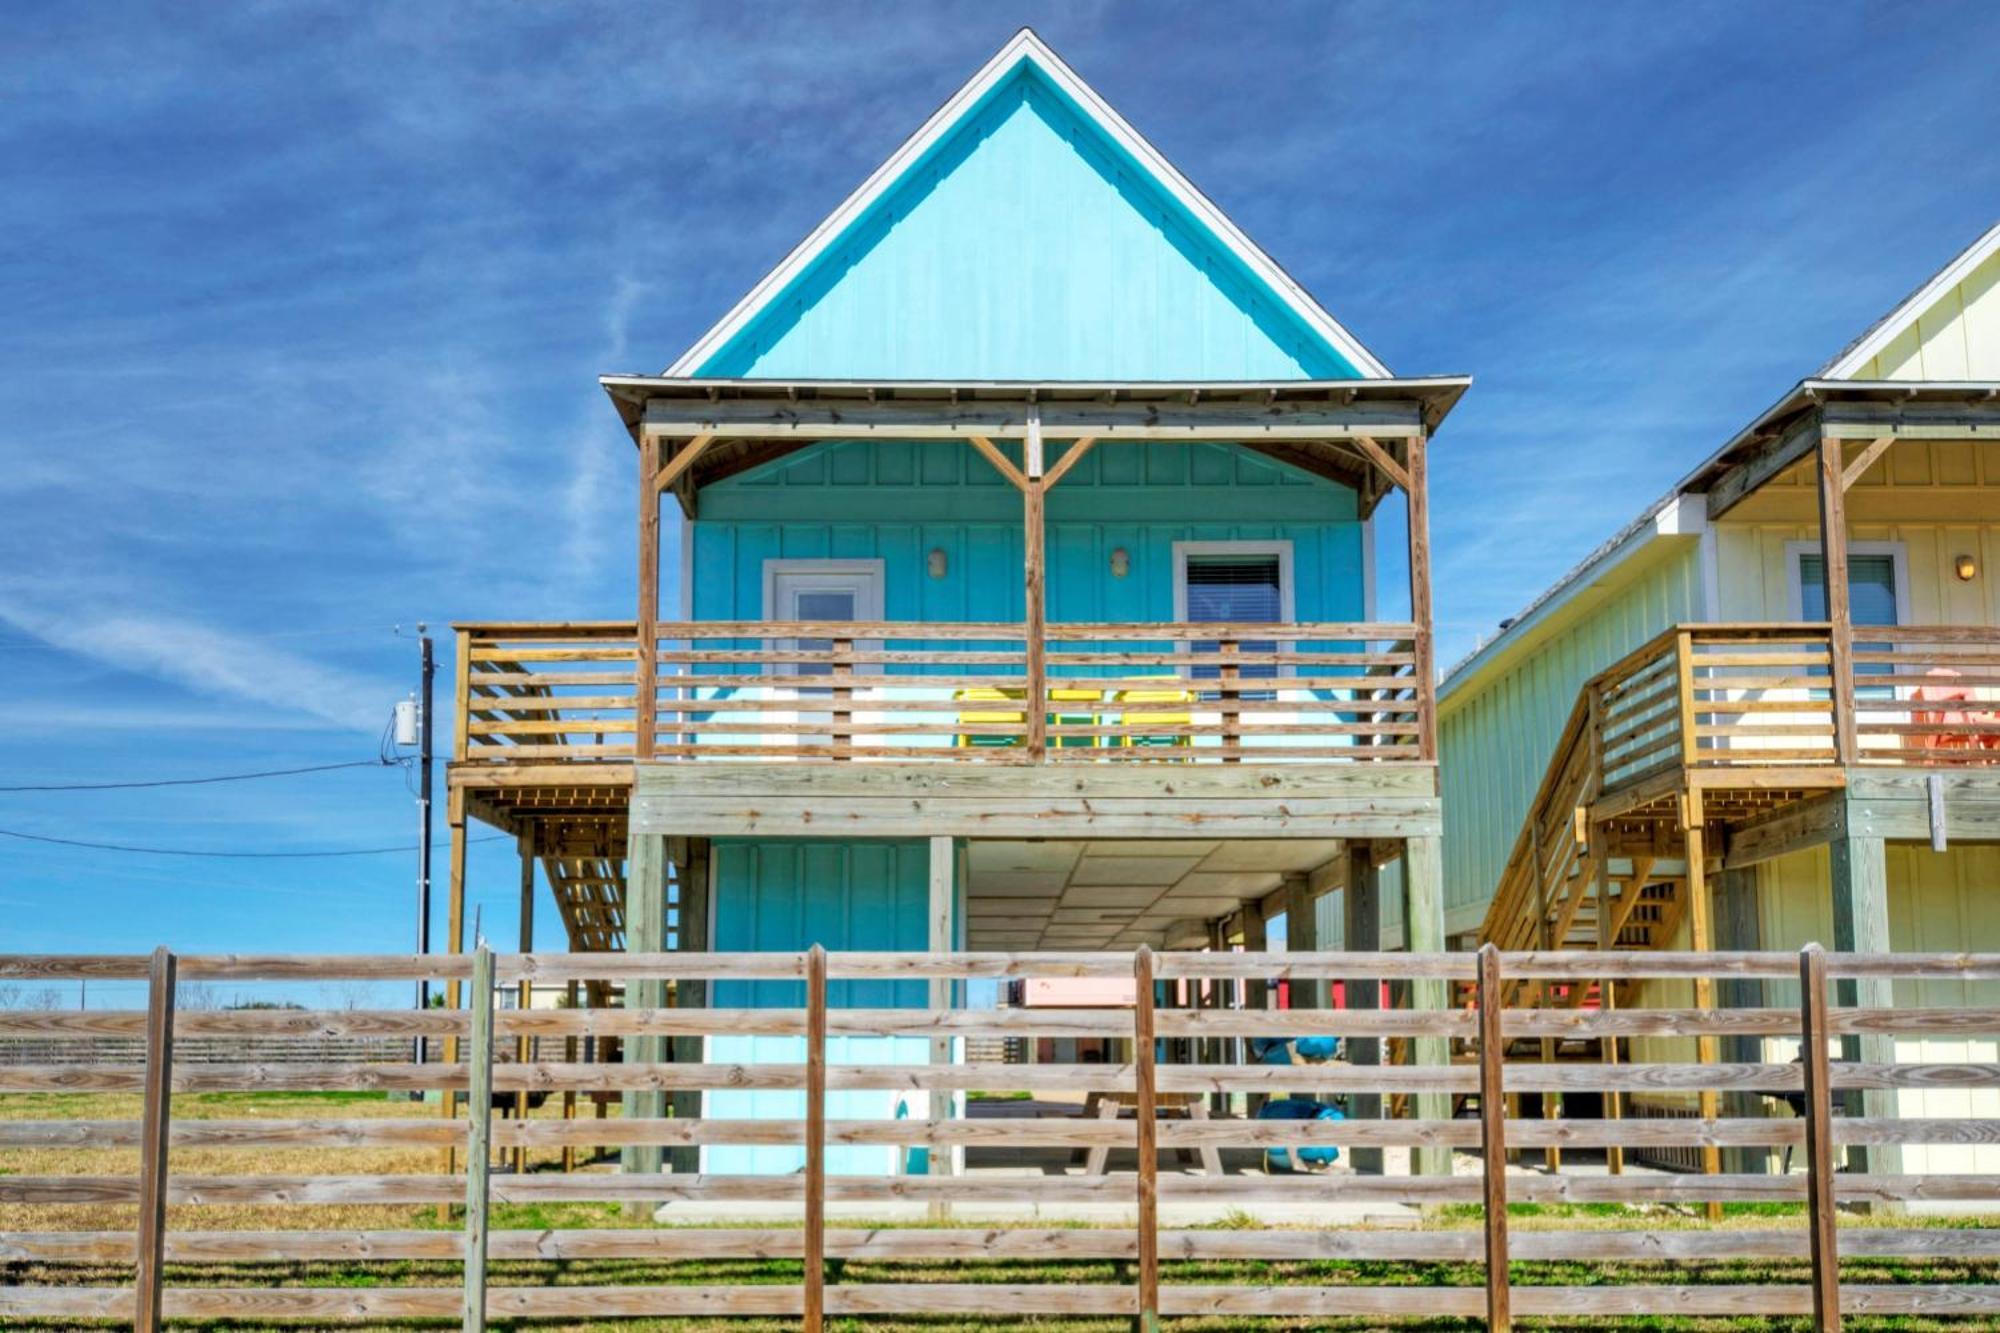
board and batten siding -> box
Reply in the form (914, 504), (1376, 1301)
(690, 439), (1365, 625)
(705, 838), (943, 1177)
(1712, 442), (2000, 626)
(1842, 242), (2000, 381)
(1437, 544), (1705, 934)
(696, 62), (1358, 381)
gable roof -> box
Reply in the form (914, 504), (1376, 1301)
(664, 28), (1390, 380)
(1818, 220), (2000, 380)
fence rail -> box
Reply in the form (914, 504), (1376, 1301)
(454, 619), (1428, 767)
(5, 947), (2000, 1330)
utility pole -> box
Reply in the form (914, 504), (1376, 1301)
(415, 628), (435, 1061)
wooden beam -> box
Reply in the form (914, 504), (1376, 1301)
(1133, 946), (1160, 1331)
(1405, 433), (1436, 762)
(1684, 817), (1723, 1221)
(804, 945), (828, 1333)
(1024, 475), (1047, 757)
(967, 435), (1028, 492)
(1476, 945), (1511, 1333)
(1839, 434), (1894, 491)
(1816, 429), (1858, 764)
(134, 947), (175, 1333)
(1040, 435), (1097, 489)
(653, 434), (715, 493)
(1798, 944), (1841, 1332)
(1349, 435), (1412, 493)
(461, 946), (496, 1333)
(641, 396), (1427, 441)
(514, 833), (535, 1174)
(636, 439), (660, 759)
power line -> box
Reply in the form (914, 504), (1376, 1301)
(0, 827), (506, 859)
(0, 760), (391, 793)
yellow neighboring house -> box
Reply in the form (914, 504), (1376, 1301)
(1439, 221), (2000, 1177)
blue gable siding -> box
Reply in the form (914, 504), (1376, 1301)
(696, 62), (1359, 381)
(691, 441), (1365, 625)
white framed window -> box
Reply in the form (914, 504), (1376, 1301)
(1783, 541), (1910, 627)
(1172, 540), (1294, 685)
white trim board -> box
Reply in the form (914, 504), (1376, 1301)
(663, 28), (1390, 380)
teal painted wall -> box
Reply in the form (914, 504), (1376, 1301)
(697, 62), (1358, 381)
(1437, 543), (1704, 934)
(706, 839), (937, 1176)
(691, 440), (1364, 626)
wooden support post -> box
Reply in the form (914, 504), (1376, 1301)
(637, 438), (660, 759)
(514, 831), (535, 1174)
(1133, 945), (1161, 1333)
(668, 837), (709, 1175)
(562, 977), (578, 1173)
(134, 946), (176, 1333)
(440, 790), (468, 1198)
(1816, 428), (1858, 765)
(1683, 815), (1724, 1221)
(462, 946), (495, 1333)
(621, 831), (667, 1203)
(1218, 636), (1241, 761)
(1404, 835), (1451, 1177)
(804, 944), (828, 1333)
(830, 636), (853, 759)
(1830, 829), (1902, 1180)
(1798, 944), (1841, 1332)
(1404, 432), (1436, 761)
(1476, 944), (1511, 1333)
(1343, 845), (1382, 1174)
(927, 836), (956, 1211)
(1024, 481), (1047, 759)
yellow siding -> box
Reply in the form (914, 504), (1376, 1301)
(1438, 542), (1703, 934)
(1754, 844), (2000, 1176)
(1714, 441), (2000, 625)
(1850, 244), (2000, 381)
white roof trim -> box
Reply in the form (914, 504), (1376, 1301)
(663, 27), (1391, 380)
(1819, 219), (2000, 380)
(1438, 493), (1707, 703)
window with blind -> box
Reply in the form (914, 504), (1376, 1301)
(1179, 547), (1290, 686)
(1793, 547), (1903, 690)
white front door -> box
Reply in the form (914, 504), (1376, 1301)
(764, 561), (885, 742)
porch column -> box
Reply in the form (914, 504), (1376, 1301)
(636, 437), (660, 759)
(1402, 835), (1451, 1177)
(1404, 430), (1437, 761)
(1815, 424), (1857, 764)
(1343, 845), (1383, 1174)
(928, 835), (959, 1198)
(667, 837), (709, 1175)
(622, 829), (670, 1200)
(1830, 830), (1902, 1178)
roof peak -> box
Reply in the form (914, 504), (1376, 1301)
(663, 27), (1389, 380)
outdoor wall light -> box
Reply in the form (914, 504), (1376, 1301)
(927, 547), (949, 580)
(1957, 554), (1978, 581)
(1110, 547), (1131, 578)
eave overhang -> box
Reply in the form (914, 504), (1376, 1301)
(600, 376), (1469, 516)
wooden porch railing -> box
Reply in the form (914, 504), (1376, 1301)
(454, 619), (1430, 766)
(7, 947), (2000, 1330)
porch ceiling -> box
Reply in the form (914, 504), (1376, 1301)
(962, 837), (1342, 951)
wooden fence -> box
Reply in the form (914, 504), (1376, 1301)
(4, 947), (2000, 1329)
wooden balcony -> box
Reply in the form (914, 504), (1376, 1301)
(452, 619), (1432, 770)
(1481, 622), (2000, 955)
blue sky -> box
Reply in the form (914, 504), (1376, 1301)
(4, 1), (1998, 974)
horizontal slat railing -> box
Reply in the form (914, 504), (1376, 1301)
(7, 948), (2000, 1330)
(453, 619), (1430, 768)
(1853, 625), (2000, 764)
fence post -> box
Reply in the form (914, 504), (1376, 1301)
(1476, 944), (1511, 1332)
(1798, 944), (1841, 1331)
(461, 946), (495, 1333)
(1132, 946), (1160, 1332)
(135, 946), (176, 1333)
(804, 944), (828, 1333)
